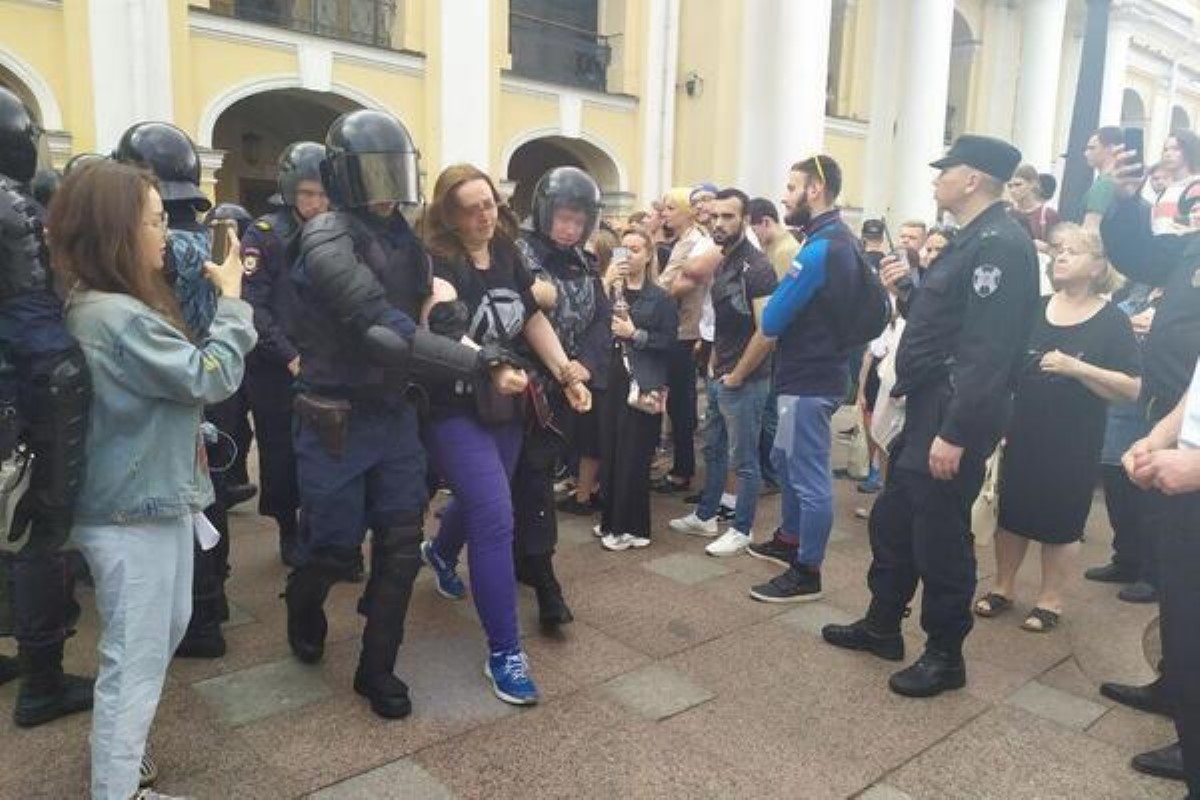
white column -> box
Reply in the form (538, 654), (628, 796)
(979, 0), (1020, 138)
(1099, 20), (1132, 125)
(1013, 0), (1068, 170)
(88, 0), (174, 150)
(1053, 23), (1085, 172)
(861, 0), (901, 218)
(639, 0), (680, 205)
(736, 0), (830, 200)
(438, 0), (491, 169)
(890, 0), (955, 224)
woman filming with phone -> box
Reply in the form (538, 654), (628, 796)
(596, 229), (677, 551)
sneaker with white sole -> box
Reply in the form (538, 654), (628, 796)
(139, 753), (158, 788)
(668, 512), (719, 537)
(420, 540), (467, 600)
(592, 523), (609, 538)
(601, 533), (651, 551)
(705, 529), (751, 557)
(484, 649), (539, 705)
(132, 790), (191, 800)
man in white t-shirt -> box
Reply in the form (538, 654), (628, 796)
(1123, 356), (1200, 796)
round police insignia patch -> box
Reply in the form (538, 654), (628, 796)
(243, 255), (259, 276)
(972, 264), (1001, 298)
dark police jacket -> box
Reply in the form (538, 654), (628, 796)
(893, 201), (1039, 474)
(1101, 196), (1200, 422)
(241, 209), (302, 368)
(518, 232), (611, 389)
(292, 209), (430, 399)
(616, 280), (677, 392)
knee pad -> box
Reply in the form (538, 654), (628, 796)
(26, 347), (89, 512)
(371, 520), (422, 577)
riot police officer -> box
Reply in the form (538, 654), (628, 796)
(0, 86), (93, 727)
(823, 136), (1039, 697)
(239, 142), (328, 567)
(287, 109), (521, 719)
(509, 166), (608, 629)
(114, 121), (235, 659)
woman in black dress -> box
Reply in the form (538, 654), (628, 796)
(597, 228), (677, 550)
(974, 225), (1141, 632)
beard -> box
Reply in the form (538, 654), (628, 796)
(784, 201), (812, 229)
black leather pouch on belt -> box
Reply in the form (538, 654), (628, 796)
(294, 393), (351, 460)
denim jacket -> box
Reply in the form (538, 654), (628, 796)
(65, 291), (257, 525)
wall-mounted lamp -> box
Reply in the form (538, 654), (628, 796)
(682, 71), (704, 98)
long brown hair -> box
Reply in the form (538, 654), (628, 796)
(48, 161), (186, 330)
(418, 163), (522, 262)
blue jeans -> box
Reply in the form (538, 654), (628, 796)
(772, 394), (841, 567)
(697, 378), (770, 533)
(759, 382), (780, 487)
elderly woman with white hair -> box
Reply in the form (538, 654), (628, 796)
(974, 224), (1141, 632)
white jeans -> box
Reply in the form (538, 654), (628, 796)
(72, 517), (193, 800)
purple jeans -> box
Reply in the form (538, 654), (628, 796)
(427, 414), (524, 653)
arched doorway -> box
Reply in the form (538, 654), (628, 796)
(504, 134), (625, 221)
(211, 88), (362, 216)
(0, 65), (40, 123)
(945, 11), (977, 143)
(1121, 89), (1147, 129)
(1171, 106), (1192, 134)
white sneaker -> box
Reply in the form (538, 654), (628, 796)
(705, 529), (751, 557)
(131, 790), (191, 800)
(668, 512), (719, 537)
(601, 533), (651, 551)
(592, 523), (608, 538)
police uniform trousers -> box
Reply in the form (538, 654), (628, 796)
(1147, 490), (1200, 795)
(244, 357), (299, 526)
(864, 385), (987, 656)
(0, 291), (79, 653)
(511, 390), (566, 558)
(294, 400), (427, 561)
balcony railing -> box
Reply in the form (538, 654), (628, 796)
(206, 0), (398, 49)
(509, 10), (613, 92)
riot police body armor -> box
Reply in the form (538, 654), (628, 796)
(286, 110), (506, 719)
(0, 86), (93, 727)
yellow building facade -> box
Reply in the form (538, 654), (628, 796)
(2, 0), (1199, 224)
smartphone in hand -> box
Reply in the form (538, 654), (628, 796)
(1122, 127), (1146, 178)
(208, 219), (235, 264)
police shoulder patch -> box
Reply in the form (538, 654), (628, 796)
(972, 264), (1002, 298)
(242, 254), (260, 276)
(255, 220), (273, 231)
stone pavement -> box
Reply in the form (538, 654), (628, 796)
(0, 423), (1181, 799)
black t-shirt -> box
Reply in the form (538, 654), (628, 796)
(434, 242), (538, 348)
(711, 238), (778, 381)
(431, 241), (539, 412)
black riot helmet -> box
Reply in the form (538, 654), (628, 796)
(63, 152), (106, 176)
(0, 86), (42, 183)
(29, 168), (61, 208)
(204, 203), (254, 238)
(322, 110), (420, 208)
(277, 140), (325, 206)
(113, 121), (211, 211)
(531, 166), (602, 246)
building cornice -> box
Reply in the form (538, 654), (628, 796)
(188, 9), (425, 77)
(499, 73), (638, 112)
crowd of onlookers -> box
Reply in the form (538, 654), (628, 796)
(3, 70), (1200, 799)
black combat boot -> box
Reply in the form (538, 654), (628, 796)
(285, 566), (332, 665)
(14, 643), (93, 728)
(519, 554), (573, 631)
(1100, 675), (1170, 717)
(175, 590), (226, 659)
(354, 524), (422, 719)
(888, 648), (967, 698)
(0, 654), (20, 686)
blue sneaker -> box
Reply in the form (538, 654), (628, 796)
(420, 540), (466, 600)
(857, 466), (883, 494)
(484, 649), (539, 705)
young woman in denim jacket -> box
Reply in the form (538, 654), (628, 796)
(49, 162), (256, 800)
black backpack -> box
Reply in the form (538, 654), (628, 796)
(819, 236), (890, 351)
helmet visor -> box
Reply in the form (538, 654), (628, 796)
(340, 151), (420, 207)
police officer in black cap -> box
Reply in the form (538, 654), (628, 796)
(286, 109), (521, 718)
(114, 121), (239, 659)
(0, 85), (94, 727)
(824, 135), (1039, 697)
(239, 142), (329, 567)
(510, 166), (608, 630)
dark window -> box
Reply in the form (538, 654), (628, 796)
(509, 0), (612, 92)
(208, 0), (398, 49)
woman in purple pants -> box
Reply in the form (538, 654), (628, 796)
(418, 164), (591, 705)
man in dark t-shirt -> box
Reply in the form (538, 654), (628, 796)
(668, 189), (778, 557)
